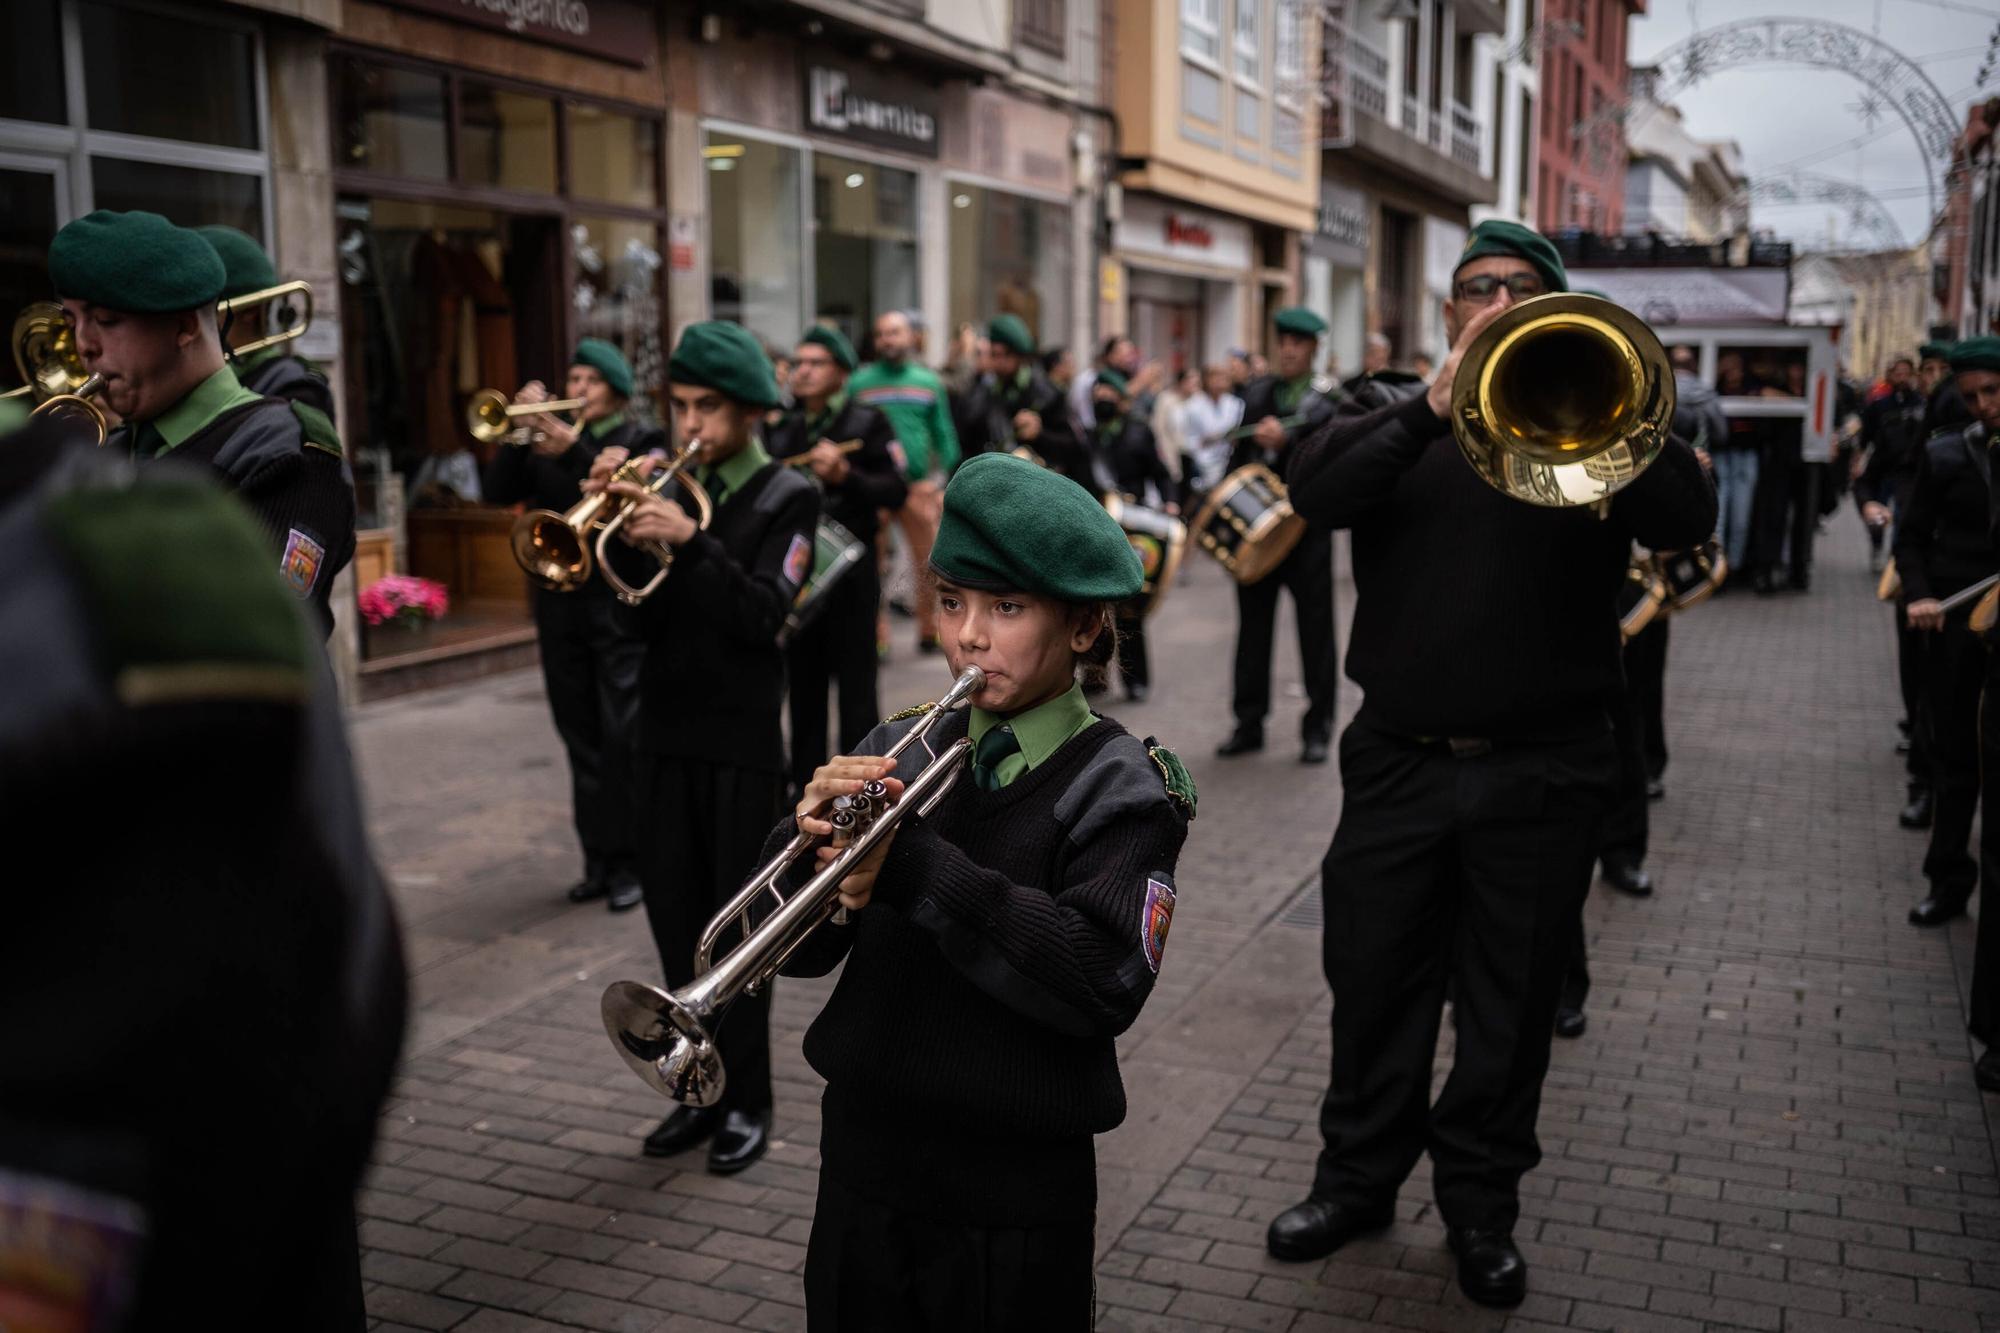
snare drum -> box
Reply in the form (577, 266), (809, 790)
(1103, 494), (1187, 619)
(1189, 463), (1306, 585)
(779, 516), (867, 645)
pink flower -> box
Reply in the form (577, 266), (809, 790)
(359, 574), (450, 626)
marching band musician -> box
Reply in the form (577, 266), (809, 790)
(770, 324), (908, 795)
(1217, 306), (1341, 764)
(588, 321), (819, 1173)
(196, 225), (335, 416)
(775, 452), (1194, 1329)
(1088, 366), (1179, 701)
(1954, 336), (2000, 1092)
(1265, 221), (1715, 1308)
(51, 209), (355, 638)
(969, 313), (1089, 488)
(487, 340), (659, 914)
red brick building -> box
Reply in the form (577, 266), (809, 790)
(1537, 0), (1645, 234)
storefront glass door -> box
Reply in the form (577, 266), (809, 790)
(811, 152), (919, 359)
(0, 155), (69, 390)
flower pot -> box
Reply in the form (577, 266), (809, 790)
(365, 617), (434, 655)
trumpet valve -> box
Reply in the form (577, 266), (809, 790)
(859, 779), (889, 802)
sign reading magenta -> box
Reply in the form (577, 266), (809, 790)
(376, 0), (654, 67)
(805, 64), (940, 158)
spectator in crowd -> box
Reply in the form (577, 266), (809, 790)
(1042, 345), (1076, 395)
(1070, 335), (1140, 435)
(1922, 340), (1974, 440)
(1411, 351), (1436, 381)
(1228, 347), (1254, 395)
(1183, 364), (1246, 504)
(1152, 366), (1198, 497)
(1342, 332), (1393, 396)
(1710, 351), (1764, 583)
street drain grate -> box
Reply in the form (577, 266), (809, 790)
(1276, 880), (1322, 930)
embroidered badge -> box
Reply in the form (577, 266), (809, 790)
(1147, 742), (1198, 819)
(1141, 875), (1176, 974)
(782, 532), (813, 588)
(280, 528), (325, 598)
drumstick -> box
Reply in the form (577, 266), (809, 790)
(784, 439), (865, 466)
(1224, 413), (1306, 441)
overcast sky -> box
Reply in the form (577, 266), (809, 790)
(1626, 0), (1997, 251)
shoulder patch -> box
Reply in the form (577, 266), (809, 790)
(1141, 873), (1177, 973)
(289, 401), (342, 459)
(884, 700), (934, 723)
(1148, 742), (1197, 819)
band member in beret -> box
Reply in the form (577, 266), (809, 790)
(966, 313), (1089, 489)
(588, 321), (819, 1173)
(1088, 366), (1179, 701)
(51, 209), (355, 638)
(770, 324), (908, 794)
(1218, 305), (1341, 764)
(195, 224), (334, 417)
(777, 451), (1194, 1329)
(1266, 218), (1716, 1308)
(488, 339), (660, 913)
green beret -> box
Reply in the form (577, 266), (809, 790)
(930, 453), (1142, 602)
(1455, 219), (1568, 294)
(1947, 336), (2000, 375)
(800, 323), (857, 373)
(1273, 306), (1327, 338)
(572, 337), (635, 399)
(1095, 367), (1131, 397)
(667, 321), (781, 409)
(1919, 341), (1955, 364)
(988, 314), (1035, 355)
(51, 210), (226, 313)
(195, 225), (279, 300)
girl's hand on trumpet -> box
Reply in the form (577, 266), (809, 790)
(582, 445), (637, 492)
(610, 482), (698, 547)
(796, 756), (904, 911)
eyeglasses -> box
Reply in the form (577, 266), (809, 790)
(1453, 274), (1546, 303)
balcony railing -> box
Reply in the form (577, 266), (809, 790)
(1450, 101), (1481, 169)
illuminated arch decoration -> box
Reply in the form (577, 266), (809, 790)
(1739, 172), (1910, 250)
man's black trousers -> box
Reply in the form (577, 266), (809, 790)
(534, 585), (644, 888)
(1312, 714), (1616, 1232)
(1901, 614), (1934, 795)
(1232, 531), (1338, 741)
(1972, 647), (2000, 1047)
(636, 755), (786, 1115)
(1925, 620), (1985, 902)
(1752, 445), (1818, 584)
(786, 564), (882, 795)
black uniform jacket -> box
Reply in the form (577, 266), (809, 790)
(1856, 386), (1929, 513)
(1894, 425), (1997, 607)
(1092, 415), (1176, 504)
(606, 454), (819, 774)
(1230, 374), (1341, 478)
(484, 414), (665, 517)
(969, 366), (1091, 490)
(110, 397), (355, 638)
(1286, 393), (1716, 739)
(765, 395), (908, 545)
(237, 350), (335, 418)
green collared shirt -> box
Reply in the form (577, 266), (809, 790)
(803, 389), (848, 439)
(1275, 374), (1313, 414)
(967, 681), (1098, 789)
(586, 411), (626, 441)
(136, 364), (264, 459)
(697, 436), (771, 505)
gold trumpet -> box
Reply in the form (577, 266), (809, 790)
(466, 387), (590, 445)
(508, 438), (713, 605)
(218, 279), (312, 359)
(1450, 292), (1675, 508)
(4, 304), (108, 443)
(32, 373), (108, 444)
(602, 666), (986, 1107)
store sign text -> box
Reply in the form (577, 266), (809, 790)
(805, 65), (940, 158)
(1165, 215), (1215, 250)
(375, 0), (653, 66)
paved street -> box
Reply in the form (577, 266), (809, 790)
(351, 519), (2000, 1333)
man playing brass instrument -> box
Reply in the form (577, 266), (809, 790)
(51, 209), (354, 638)
(1264, 221), (1716, 1308)
(197, 225), (334, 417)
(487, 340), (660, 913)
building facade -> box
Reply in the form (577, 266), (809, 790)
(1792, 248), (1931, 378)
(1535, 0), (1642, 235)
(1939, 96), (2000, 341)
(1623, 71), (1747, 243)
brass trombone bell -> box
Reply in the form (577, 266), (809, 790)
(1449, 293), (1675, 508)
(31, 373), (108, 445)
(466, 387), (591, 444)
(5, 302), (94, 403)
(218, 279), (313, 360)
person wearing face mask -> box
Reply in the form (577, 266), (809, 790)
(49, 210), (355, 639)
(1217, 307), (1341, 764)
(1088, 368), (1179, 702)
(1265, 220), (1715, 1309)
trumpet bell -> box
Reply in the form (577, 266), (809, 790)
(467, 388), (514, 444)
(11, 302), (93, 400)
(602, 980), (726, 1107)
(510, 507), (594, 590)
(1451, 293), (1675, 508)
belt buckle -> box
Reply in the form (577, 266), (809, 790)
(1446, 737), (1493, 759)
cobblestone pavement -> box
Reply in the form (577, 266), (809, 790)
(350, 520), (1999, 1332)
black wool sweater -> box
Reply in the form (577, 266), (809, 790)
(1287, 393), (1716, 739)
(778, 708), (1189, 1225)
(765, 396), (907, 545)
(484, 416), (664, 516)
(1895, 426), (1996, 605)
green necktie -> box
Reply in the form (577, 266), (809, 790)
(972, 725), (1022, 791)
(130, 420), (166, 459)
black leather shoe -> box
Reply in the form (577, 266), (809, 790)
(1447, 1227), (1527, 1308)
(1300, 736), (1330, 765)
(1265, 1198), (1395, 1262)
(566, 878), (607, 904)
(1900, 791), (1935, 829)
(1126, 683), (1150, 703)
(1216, 728), (1264, 758)
(607, 879), (644, 913)
(1909, 894), (1969, 926)
(1602, 860), (1653, 897)
(643, 1105), (721, 1158)
(1976, 1049), (2000, 1092)
(1554, 1007), (1587, 1038)
(707, 1110), (770, 1175)
(1645, 778), (1666, 801)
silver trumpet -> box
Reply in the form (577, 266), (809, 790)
(601, 665), (987, 1107)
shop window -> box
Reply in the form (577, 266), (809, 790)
(1017, 0), (1066, 56)
(947, 183), (1072, 356)
(812, 154), (920, 359)
(1182, 0), (1222, 63)
(706, 132), (807, 355)
(336, 58), (448, 180)
(92, 157), (263, 236)
(0, 167), (62, 380)
(571, 215), (665, 412)
(1275, 1), (1304, 90)
(80, 0), (259, 149)
(1716, 346), (1807, 398)
(458, 82), (557, 196)
(1233, 0), (1260, 82)
(4, 2), (66, 126)
(571, 105), (660, 209)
